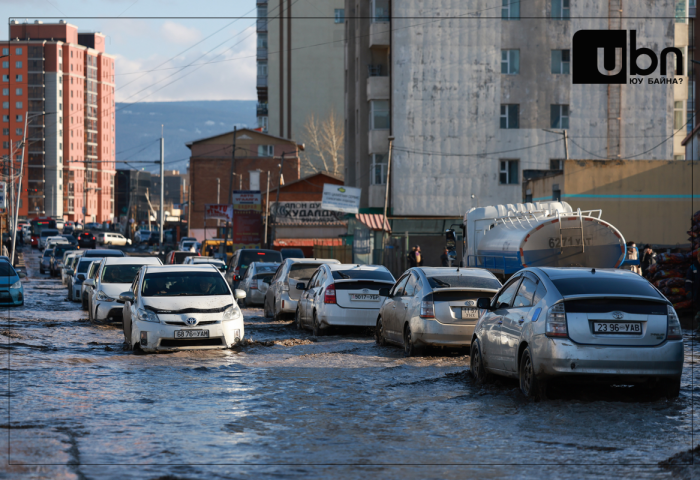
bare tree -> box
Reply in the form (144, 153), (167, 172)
(302, 109), (344, 178)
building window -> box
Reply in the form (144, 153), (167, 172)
(1, 89), (6, 96)
(1, 75), (7, 82)
(257, 61), (268, 76)
(371, 0), (390, 22)
(371, 154), (388, 185)
(257, 116), (268, 132)
(674, 101), (685, 129)
(15, 48), (22, 54)
(550, 159), (563, 170)
(15, 61), (22, 68)
(15, 102), (22, 109)
(370, 100), (390, 129)
(2, 102), (7, 109)
(502, 0), (520, 19)
(674, 154), (685, 160)
(500, 160), (519, 184)
(335, 9), (345, 23)
(257, 6), (267, 18)
(2, 142), (7, 148)
(552, 185), (562, 201)
(1, 49), (6, 55)
(1, 128), (7, 135)
(257, 145), (274, 157)
(550, 104), (569, 129)
(15, 114), (22, 122)
(2, 115), (7, 122)
(15, 75), (21, 81)
(551, 50), (570, 74)
(552, 0), (570, 19)
(501, 50), (520, 74)
(15, 88), (22, 95)
(500, 104), (519, 129)
(15, 128), (22, 135)
(1, 62), (7, 69)
(257, 33), (268, 49)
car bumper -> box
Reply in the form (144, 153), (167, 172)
(319, 306), (380, 328)
(0, 289), (23, 306)
(279, 292), (298, 313)
(410, 318), (474, 347)
(94, 301), (123, 322)
(135, 319), (244, 353)
(247, 289), (266, 305)
(532, 336), (684, 381)
(72, 284), (82, 301)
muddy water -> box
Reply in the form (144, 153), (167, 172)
(0, 250), (697, 479)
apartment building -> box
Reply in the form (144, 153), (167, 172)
(257, 0), (345, 175)
(345, 0), (689, 216)
(1, 20), (115, 223)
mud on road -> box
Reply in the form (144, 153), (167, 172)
(0, 250), (698, 479)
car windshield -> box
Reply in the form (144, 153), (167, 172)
(142, 271), (230, 297)
(331, 269), (395, 281)
(427, 275), (502, 290)
(101, 265), (144, 284)
(290, 264), (324, 280)
(77, 261), (96, 274)
(0, 262), (16, 277)
(239, 251), (283, 272)
(551, 277), (664, 298)
(43, 250), (52, 257)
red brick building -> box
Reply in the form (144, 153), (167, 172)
(187, 128), (301, 241)
(2, 20), (115, 222)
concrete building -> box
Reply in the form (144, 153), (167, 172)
(114, 169), (151, 227)
(2, 20), (116, 223)
(150, 169), (186, 211)
(258, 0), (345, 176)
(187, 128), (302, 241)
(345, 0), (689, 217)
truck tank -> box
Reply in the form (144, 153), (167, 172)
(464, 202), (626, 276)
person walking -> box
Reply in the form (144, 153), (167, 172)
(408, 245), (423, 268)
(441, 248), (450, 267)
(640, 245), (656, 278)
(622, 241), (641, 275)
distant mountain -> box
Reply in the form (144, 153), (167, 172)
(115, 100), (257, 174)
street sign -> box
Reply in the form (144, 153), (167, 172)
(321, 184), (361, 214)
(205, 204), (233, 221)
(0, 182), (6, 209)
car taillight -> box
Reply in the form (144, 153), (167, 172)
(324, 284), (336, 304)
(545, 303), (568, 337)
(92, 237), (95, 240)
(667, 305), (683, 340)
(251, 280), (258, 290)
(420, 293), (435, 318)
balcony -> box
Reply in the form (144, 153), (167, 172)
(257, 47), (268, 60)
(367, 76), (389, 101)
(368, 129), (390, 154)
(257, 76), (268, 87)
(257, 103), (268, 116)
(257, 18), (268, 32)
(369, 23), (390, 48)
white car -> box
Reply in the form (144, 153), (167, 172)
(98, 232), (132, 246)
(68, 257), (100, 301)
(183, 256), (227, 272)
(86, 256), (163, 323)
(134, 230), (152, 243)
(295, 264), (396, 336)
(38, 229), (60, 249)
(178, 237), (197, 250)
(237, 262), (280, 307)
(119, 264), (246, 353)
(62, 252), (83, 285)
(264, 258), (341, 320)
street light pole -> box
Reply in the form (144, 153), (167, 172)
(271, 153), (285, 246)
(159, 132), (164, 249)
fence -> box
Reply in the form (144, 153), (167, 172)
(313, 244), (353, 263)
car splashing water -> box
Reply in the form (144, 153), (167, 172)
(0, 250), (697, 479)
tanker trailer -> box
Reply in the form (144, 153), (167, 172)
(462, 202), (626, 279)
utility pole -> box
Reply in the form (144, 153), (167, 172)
(216, 177), (220, 235)
(159, 130), (164, 249)
(225, 126), (237, 253)
(563, 129), (569, 161)
(272, 153), (285, 245)
(264, 170), (270, 248)
(9, 140), (13, 238)
(382, 136), (394, 234)
(12, 114), (28, 265)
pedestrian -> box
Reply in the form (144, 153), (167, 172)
(441, 248), (450, 267)
(622, 241), (641, 275)
(640, 244), (656, 278)
(408, 245), (423, 267)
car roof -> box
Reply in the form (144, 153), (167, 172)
(236, 249), (280, 254)
(144, 265), (219, 273)
(192, 257), (224, 263)
(535, 267), (644, 281)
(84, 249), (125, 257)
(78, 257), (101, 264)
(285, 258), (340, 265)
(418, 267), (499, 279)
(102, 257), (162, 265)
(327, 263), (389, 271)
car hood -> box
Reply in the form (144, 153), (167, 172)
(101, 283), (131, 298)
(142, 295), (233, 314)
(0, 275), (20, 287)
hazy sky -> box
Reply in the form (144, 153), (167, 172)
(1, 0), (257, 102)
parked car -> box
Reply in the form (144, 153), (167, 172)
(183, 256), (227, 272)
(225, 249), (284, 290)
(62, 226), (74, 235)
(280, 248), (305, 260)
(134, 230), (152, 244)
(98, 232), (132, 246)
(77, 231), (97, 249)
(85, 222), (102, 230)
(295, 264), (396, 336)
(264, 258), (341, 320)
(40, 248), (53, 274)
(60, 234), (79, 248)
(375, 267), (502, 357)
(82, 249), (126, 259)
(62, 252), (83, 286)
(67, 258), (100, 301)
(165, 250), (199, 264)
(178, 237), (197, 250)
(0, 261), (25, 306)
(86, 256), (163, 323)
(49, 244), (78, 277)
(81, 261), (102, 310)
(237, 262), (281, 307)
(37, 229), (60, 250)
(470, 267), (684, 399)
(119, 264), (246, 353)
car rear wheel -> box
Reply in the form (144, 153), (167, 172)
(470, 338), (493, 384)
(519, 346), (547, 399)
(662, 377), (681, 399)
(375, 317), (386, 346)
(81, 294), (88, 311)
(88, 303), (94, 322)
(295, 307), (303, 330)
(403, 324), (420, 357)
(312, 312), (324, 337)
(263, 298), (272, 318)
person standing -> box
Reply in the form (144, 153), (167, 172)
(408, 245), (423, 267)
(640, 245), (656, 278)
(441, 248), (450, 267)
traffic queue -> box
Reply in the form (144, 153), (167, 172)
(31, 224), (684, 400)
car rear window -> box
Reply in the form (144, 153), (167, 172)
(142, 271), (230, 297)
(85, 250), (124, 257)
(427, 275), (502, 290)
(0, 263), (16, 277)
(331, 269), (395, 281)
(101, 265), (145, 284)
(551, 277), (664, 298)
(290, 264), (323, 280)
(41, 230), (59, 237)
(174, 252), (197, 263)
(281, 249), (305, 259)
(238, 251), (283, 270)
(77, 260), (97, 273)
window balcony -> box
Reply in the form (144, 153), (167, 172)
(257, 103), (268, 116)
(257, 47), (268, 60)
(369, 23), (390, 48)
(257, 76), (268, 87)
(367, 76), (389, 101)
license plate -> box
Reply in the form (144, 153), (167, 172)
(174, 329), (209, 339)
(462, 307), (479, 319)
(593, 322), (641, 334)
(349, 294), (380, 301)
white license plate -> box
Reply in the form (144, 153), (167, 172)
(174, 329), (209, 339)
(462, 307), (479, 319)
(350, 294), (380, 301)
(593, 322), (641, 334)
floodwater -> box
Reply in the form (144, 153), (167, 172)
(0, 250), (698, 479)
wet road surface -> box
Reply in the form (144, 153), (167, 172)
(1, 250), (698, 479)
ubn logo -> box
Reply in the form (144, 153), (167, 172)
(572, 30), (683, 84)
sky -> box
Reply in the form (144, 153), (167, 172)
(1, 0), (258, 102)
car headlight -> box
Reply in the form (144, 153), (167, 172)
(222, 305), (240, 321)
(97, 290), (115, 302)
(10, 280), (21, 290)
(137, 308), (159, 323)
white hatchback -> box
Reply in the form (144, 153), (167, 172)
(295, 264), (396, 335)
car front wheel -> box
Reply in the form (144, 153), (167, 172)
(519, 346), (546, 399)
(470, 338), (493, 384)
(403, 324), (421, 357)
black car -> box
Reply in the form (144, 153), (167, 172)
(60, 234), (79, 247)
(281, 248), (305, 260)
(49, 244), (78, 277)
(225, 249), (283, 289)
(77, 231), (97, 249)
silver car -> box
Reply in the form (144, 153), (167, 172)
(238, 262), (280, 307)
(81, 261), (102, 310)
(263, 258), (341, 320)
(375, 267), (502, 356)
(470, 268), (684, 398)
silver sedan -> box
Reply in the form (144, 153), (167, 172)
(375, 267), (502, 356)
(470, 267), (684, 399)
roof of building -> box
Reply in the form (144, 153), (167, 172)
(273, 171), (344, 192)
(185, 128), (300, 149)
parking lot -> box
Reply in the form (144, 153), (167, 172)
(1, 249), (698, 479)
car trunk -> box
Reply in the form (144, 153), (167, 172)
(564, 297), (669, 346)
(334, 280), (394, 309)
(432, 289), (497, 325)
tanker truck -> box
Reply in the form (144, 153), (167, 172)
(459, 201), (627, 280)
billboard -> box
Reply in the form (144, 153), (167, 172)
(321, 184), (361, 214)
(232, 190), (262, 245)
(204, 204), (233, 222)
(271, 201), (345, 225)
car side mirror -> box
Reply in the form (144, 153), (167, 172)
(476, 297), (492, 310)
(84, 279), (95, 287)
(379, 287), (390, 297)
(296, 282), (306, 290)
(18, 272), (26, 279)
(118, 291), (134, 304)
(234, 289), (246, 299)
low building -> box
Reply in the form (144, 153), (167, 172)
(523, 159), (700, 247)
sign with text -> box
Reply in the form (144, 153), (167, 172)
(233, 190), (261, 245)
(205, 204), (233, 222)
(321, 184), (361, 214)
(271, 202), (345, 225)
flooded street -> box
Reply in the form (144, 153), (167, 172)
(1, 249), (698, 479)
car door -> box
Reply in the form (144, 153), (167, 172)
(501, 274), (539, 374)
(395, 273), (419, 341)
(384, 274), (410, 342)
(123, 273), (140, 343)
(308, 268), (327, 318)
(300, 270), (320, 324)
(481, 275), (522, 372)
